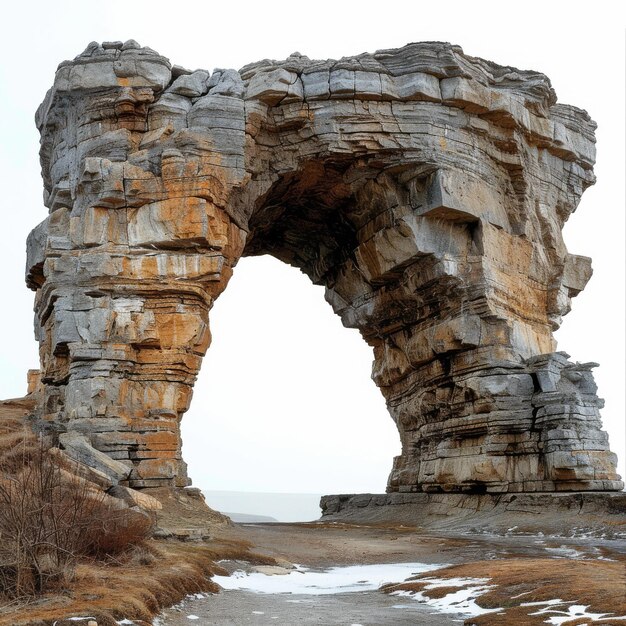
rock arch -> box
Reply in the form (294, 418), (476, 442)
(27, 40), (622, 494)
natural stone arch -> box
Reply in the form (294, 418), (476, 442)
(27, 40), (622, 495)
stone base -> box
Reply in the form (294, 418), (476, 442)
(149, 487), (232, 541)
(319, 492), (626, 538)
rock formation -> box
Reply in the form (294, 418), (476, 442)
(27, 40), (622, 494)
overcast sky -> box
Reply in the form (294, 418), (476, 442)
(0, 1), (623, 494)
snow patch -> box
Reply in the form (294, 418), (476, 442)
(523, 601), (626, 624)
(521, 599), (567, 607)
(391, 579), (501, 619)
(419, 576), (492, 589)
(213, 562), (445, 595)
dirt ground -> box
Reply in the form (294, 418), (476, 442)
(155, 522), (626, 626)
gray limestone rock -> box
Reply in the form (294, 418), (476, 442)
(207, 69), (245, 97)
(23, 41), (622, 495)
(166, 70), (210, 97)
(108, 485), (163, 511)
(59, 432), (131, 484)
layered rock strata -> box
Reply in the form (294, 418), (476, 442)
(320, 492), (626, 535)
(27, 40), (622, 493)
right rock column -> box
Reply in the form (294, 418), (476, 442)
(327, 166), (622, 494)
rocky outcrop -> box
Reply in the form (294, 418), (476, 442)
(27, 40), (622, 494)
(0, 394), (159, 520)
(319, 492), (626, 536)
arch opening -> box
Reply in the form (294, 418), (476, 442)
(181, 255), (400, 501)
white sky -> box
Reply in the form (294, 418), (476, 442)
(0, 1), (623, 494)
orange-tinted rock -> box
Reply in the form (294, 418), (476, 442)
(25, 40), (622, 493)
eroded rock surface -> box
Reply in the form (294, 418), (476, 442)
(320, 491), (626, 536)
(27, 40), (622, 493)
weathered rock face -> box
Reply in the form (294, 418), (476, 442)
(318, 491), (626, 536)
(28, 40), (622, 493)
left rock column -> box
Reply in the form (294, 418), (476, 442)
(26, 41), (247, 487)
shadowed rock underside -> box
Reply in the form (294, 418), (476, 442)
(26, 40), (622, 495)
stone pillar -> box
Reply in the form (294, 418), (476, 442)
(325, 169), (622, 493)
(28, 41), (247, 487)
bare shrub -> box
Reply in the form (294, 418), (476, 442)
(85, 501), (153, 559)
(0, 442), (152, 600)
(126, 543), (157, 567)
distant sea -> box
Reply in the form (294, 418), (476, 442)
(203, 490), (323, 522)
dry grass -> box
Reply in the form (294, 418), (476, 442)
(0, 399), (39, 473)
(1, 431), (154, 600)
(0, 535), (277, 625)
(383, 556), (626, 625)
(0, 399), (278, 625)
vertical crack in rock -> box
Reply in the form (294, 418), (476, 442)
(25, 40), (622, 494)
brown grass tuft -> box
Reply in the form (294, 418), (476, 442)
(0, 535), (277, 625)
(383, 556), (626, 625)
